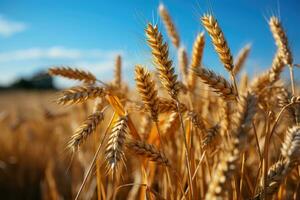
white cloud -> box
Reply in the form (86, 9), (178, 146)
(0, 46), (129, 87)
(0, 46), (122, 62)
(0, 15), (27, 37)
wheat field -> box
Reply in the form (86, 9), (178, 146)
(1, 3), (300, 200)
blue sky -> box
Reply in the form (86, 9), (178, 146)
(0, 0), (299, 87)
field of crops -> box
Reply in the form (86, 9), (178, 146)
(0, 3), (300, 200)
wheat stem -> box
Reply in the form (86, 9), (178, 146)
(75, 112), (116, 200)
(176, 99), (194, 199)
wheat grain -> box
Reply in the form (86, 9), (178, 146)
(178, 47), (188, 82)
(158, 3), (180, 48)
(49, 66), (96, 84)
(68, 111), (104, 151)
(145, 23), (180, 99)
(269, 16), (293, 66)
(135, 65), (159, 122)
(57, 85), (106, 105)
(105, 116), (128, 174)
(192, 67), (237, 101)
(126, 139), (169, 166)
(233, 44), (251, 76)
(281, 126), (300, 161)
(201, 14), (234, 72)
(188, 32), (205, 91)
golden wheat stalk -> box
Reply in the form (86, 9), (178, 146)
(254, 159), (290, 200)
(201, 14), (234, 72)
(126, 139), (169, 166)
(105, 115), (128, 174)
(163, 112), (179, 136)
(268, 51), (285, 82)
(145, 23), (180, 99)
(250, 51), (284, 93)
(281, 126), (300, 161)
(220, 99), (231, 137)
(206, 93), (257, 199)
(269, 16), (293, 66)
(188, 32), (205, 91)
(278, 89), (300, 124)
(192, 67), (237, 101)
(57, 85), (106, 105)
(114, 55), (122, 88)
(202, 124), (220, 148)
(255, 126), (300, 199)
(233, 92), (257, 148)
(233, 44), (251, 76)
(187, 111), (206, 131)
(205, 141), (239, 199)
(135, 65), (160, 122)
(269, 16), (295, 95)
(158, 3), (180, 48)
(68, 111), (104, 151)
(178, 47), (188, 83)
(49, 66), (96, 84)
(158, 98), (187, 113)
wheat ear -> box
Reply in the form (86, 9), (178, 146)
(201, 14), (233, 72)
(105, 115), (128, 174)
(202, 124), (220, 149)
(178, 47), (188, 83)
(233, 44), (251, 76)
(250, 51), (284, 94)
(126, 139), (169, 166)
(135, 65), (160, 122)
(205, 141), (239, 199)
(269, 16), (294, 94)
(255, 126), (300, 199)
(192, 67), (237, 101)
(269, 16), (293, 66)
(233, 92), (257, 148)
(57, 85), (106, 105)
(68, 111), (104, 151)
(158, 3), (180, 48)
(49, 66), (96, 84)
(114, 55), (122, 88)
(145, 23), (180, 99)
(205, 92), (257, 199)
(281, 126), (300, 162)
(158, 98), (187, 113)
(188, 32), (205, 91)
